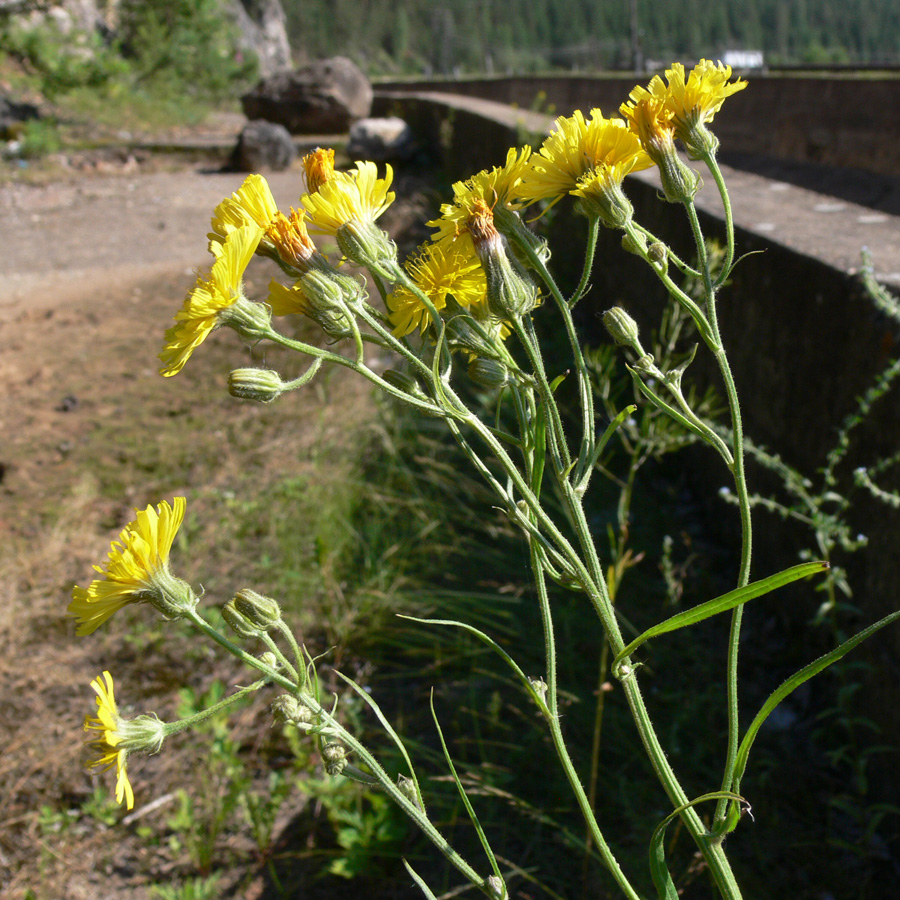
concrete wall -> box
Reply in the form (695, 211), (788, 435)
(375, 73), (900, 178)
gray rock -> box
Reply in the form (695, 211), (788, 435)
(231, 119), (295, 172)
(241, 56), (372, 135)
(225, 0), (292, 78)
(347, 116), (417, 162)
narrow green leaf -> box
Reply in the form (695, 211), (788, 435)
(649, 792), (744, 900)
(402, 859), (440, 900)
(613, 562), (828, 670)
(334, 670), (425, 812)
(578, 405), (637, 492)
(429, 689), (502, 881)
(732, 608), (900, 798)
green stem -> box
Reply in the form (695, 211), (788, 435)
(683, 201), (754, 824)
(163, 678), (269, 737)
(569, 213), (600, 307)
(702, 153), (737, 285)
(529, 542), (642, 900)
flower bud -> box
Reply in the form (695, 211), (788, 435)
(397, 773), (423, 811)
(648, 242), (667, 265)
(258, 651), (279, 669)
(272, 694), (315, 727)
(620, 229), (648, 258)
(228, 368), (286, 403)
(233, 588), (281, 630)
(468, 200), (538, 320)
(295, 268), (360, 338)
(468, 357), (509, 388)
(322, 740), (348, 776)
(222, 600), (259, 639)
(486, 875), (505, 899)
(602, 307), (641, 351)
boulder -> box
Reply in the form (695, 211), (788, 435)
(230, 119), (295, 172)
(225, 0), (292, 77)
(241, 56), (372, 134)
(347, 116), (417, 162)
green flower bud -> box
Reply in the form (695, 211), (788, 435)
(228, 368), (286, 403)
(322, 740), (348, 776)
(222, 600), (259, 639)
(468, 357), (509, 388)
(233, 588), (281, 630)
(621, 229), (648, 258)
(397, 773), (423, 811)
(648, 241), (667, 265)
(271, 695), (315, 727)
(297, 269), (359, 338)
(602, 307), (641, 350)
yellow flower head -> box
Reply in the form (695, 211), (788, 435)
(84, 671), (167, 810)
(620, 92), (699, 203)
(663, 59), (747, 136)
(84, 671), (134, 809)
(209, 174), (279, 246)
(159, 224), (264, 376)
(302, 147), (336, 193)
(387, 236), (487, 337)
(429, 146), (532, 243)
(69, 498), (191, 635)
(624, 60), (746, 157)
(619, 94), (676, 159)
(519, 110), (651, 204)
(301, 160), (395, 235)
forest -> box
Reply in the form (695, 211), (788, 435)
(283, 0), (900, 74)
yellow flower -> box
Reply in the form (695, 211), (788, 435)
(84, 672), (167, 810)
(519, 110), (651, 205)
(302, 147), (336, 193)
(69, 498), (192, 635)
(209, 174), (279, 246)
(429, 146), (532, 243)
(387, 236), (487, 337)
(624, 60), (747, 157)
(84, 671), (134, 809)
(620, 94), (699, 203)
(664, 60), (746, 131)
(301, 160), (394, 235)
(159, 224), (264, 376)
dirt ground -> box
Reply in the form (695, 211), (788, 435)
(0, 148), (433, 898)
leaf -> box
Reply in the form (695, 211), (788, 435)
(730, 608), (900, 804)
(613, 562), (828, 671)
(402, 859), (439, 900)
(649, 792), (744, 900)
(333, 670), (424, 811)
(429, 689), (502, 882)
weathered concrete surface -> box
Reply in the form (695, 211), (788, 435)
(376, 73), (900, 179)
